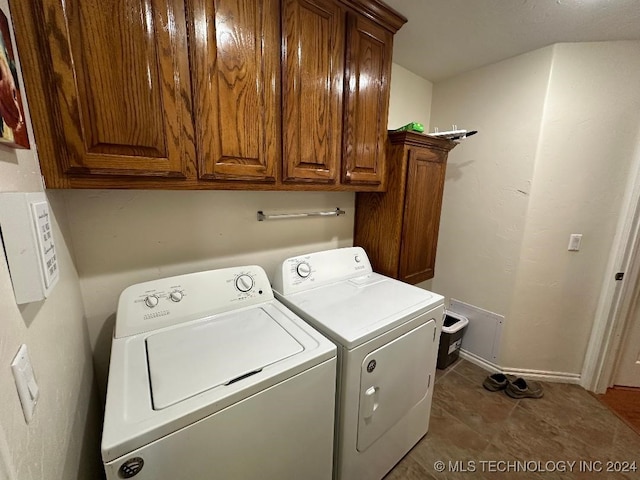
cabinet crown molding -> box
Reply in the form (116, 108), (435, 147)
(388, 131), (458, 152)
(339, 0), (407, 32)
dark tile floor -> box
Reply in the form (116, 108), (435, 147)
(384, 359), (640, 479)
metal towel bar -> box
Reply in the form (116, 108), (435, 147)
(257, 208), (345, 221)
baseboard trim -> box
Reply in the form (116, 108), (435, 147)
(502, 367), (581, 384)
(459, 350), (582, 384)
(459, 349), (501, 372)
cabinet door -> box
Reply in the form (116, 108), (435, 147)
(282, 0), (344, 183)
(399, 148), (447, 284)
(342, 13), (392, 186)
(29, 0), (195, 179)
(190, 0), (279, 182)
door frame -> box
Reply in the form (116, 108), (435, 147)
(582, 130), (640, 393)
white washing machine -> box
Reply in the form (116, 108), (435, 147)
(102, 266), (337, 480)
(272, 247), (444, 480)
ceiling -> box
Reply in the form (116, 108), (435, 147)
(384, 0), (640, 83)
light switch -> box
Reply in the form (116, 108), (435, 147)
(568, 234), (583, 252)
(11, 345), (39, 423)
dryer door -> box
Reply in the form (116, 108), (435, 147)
(356, 318), (435, 452)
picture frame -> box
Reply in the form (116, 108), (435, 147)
(0, 7), (29, 149)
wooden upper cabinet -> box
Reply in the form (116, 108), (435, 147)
(12, 0), (195, 185)
(189, 0), (280, 182)
(342, 13), (393, 187)
(12, 0), (406, 190)
(282, 0), (345, 184)
(354, 132), (457, 285)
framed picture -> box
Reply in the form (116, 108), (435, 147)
(0, 8), (28, 149)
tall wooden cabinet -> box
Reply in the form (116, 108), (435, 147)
(354, 131), (457, 284)
(10, 0), (406, 191)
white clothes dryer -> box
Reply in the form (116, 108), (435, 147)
(272, 247), (444, 480)
(102, 266), (336, 480)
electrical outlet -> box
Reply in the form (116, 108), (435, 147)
(11, 345), (39, 423)
(568, 234), (583, 252)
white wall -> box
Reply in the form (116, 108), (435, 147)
(431, 41), (640, 374)
(388, 63), (433, 130)
(0, 2), (101, 478)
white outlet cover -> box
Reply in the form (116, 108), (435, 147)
(11, 345), (39, 424)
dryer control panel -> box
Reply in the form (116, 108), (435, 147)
(115, 266), (274, 338)
(273, 247), (373, 295)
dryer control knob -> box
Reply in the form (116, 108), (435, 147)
(169, 290), (183, 302)
(144, 295), (159, 308)
(296, 262), (311, 278)
(235, 274), (254, 292)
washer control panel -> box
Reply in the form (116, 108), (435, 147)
(116, 266), (273, 338)
(273, 247), (373, 295)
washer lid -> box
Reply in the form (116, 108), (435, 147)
(146, 307), (304, 410)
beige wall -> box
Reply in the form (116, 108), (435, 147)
(0, 1), (101, 478)
(388, 63), (433, 130)
(431, 41), (640, 374)
(64, 190), (355, 395)
(505, 42), (640, 373)
(430, 47), (554, 315)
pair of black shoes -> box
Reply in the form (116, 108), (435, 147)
(483, 373), (544, 399)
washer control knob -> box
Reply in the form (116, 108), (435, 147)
(235, 274), (254, 292)
(144, 295), (159, 308)
(296, 262), (311, 278)
(355, 255), (361, 263)
(169, 290), (183, 302)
